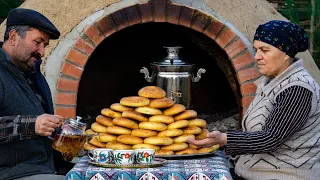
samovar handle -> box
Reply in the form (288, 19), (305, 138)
(140, 67), (154, 83)
(192, 68), (206, 82)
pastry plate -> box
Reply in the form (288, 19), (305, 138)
(88, 158), (166, 168)
(155, 152), (216, 160)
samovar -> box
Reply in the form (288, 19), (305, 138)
(140, 47), (206, 109)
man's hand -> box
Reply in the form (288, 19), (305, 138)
(35, 114), (63, 136)
(187, 131), (227, 147)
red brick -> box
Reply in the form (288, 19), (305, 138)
(241, 96), (255, 109)
(204, 18), (224, 39)
(191, 10), (209, 33)
(61, 62), (83, 79)
(97, 16), (117, 37)
(124, 5), (142, 26)
(166, 3), (181, 24)
(112, 10), (129, 31)
(139, 2), (153, 23)
(84, 25), (105, 46)
(55, 107), (76, 119)
(57, 78), (80, 92)
(74, 37), (94, 55)
(232, 51), (255, 70)
(154, 0), (166, 22)
(215, 28), (237, 48)
(55, 92), (77, 105)
(237, 67), (260, 83)
(66, 49), (88, 67)
(240, 82), (257, 95)
(179, 6), (194, 27)
(224, 38), (247, 59)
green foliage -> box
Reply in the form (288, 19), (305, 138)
(0, 0), (22, 17)
(278, 0), (320, 67)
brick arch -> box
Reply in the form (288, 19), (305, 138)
(55, 1), (260, 118)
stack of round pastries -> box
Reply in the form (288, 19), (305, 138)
(83, 86), (219, 155)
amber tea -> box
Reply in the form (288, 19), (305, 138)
(52, 134), (87, 161)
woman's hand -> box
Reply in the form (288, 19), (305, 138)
(187, 131), (227, 147)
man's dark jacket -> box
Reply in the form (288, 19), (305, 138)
(0, 46), (68, 179)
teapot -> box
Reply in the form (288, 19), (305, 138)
(52, 116), (94, 161)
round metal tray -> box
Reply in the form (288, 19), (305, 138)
(88, 158), (166, 168)
(155, 152), (216, 160)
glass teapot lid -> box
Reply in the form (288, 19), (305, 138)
(61, 116), (87, 135)
(152, 46), (194, 66)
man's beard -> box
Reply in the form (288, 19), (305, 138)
(13, 51), (41, 72)
(26, 52), (41, 72)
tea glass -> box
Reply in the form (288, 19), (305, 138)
(134, 149), (155, 164)
(88, 148), (114, 164)
(113, 150), (135, 165)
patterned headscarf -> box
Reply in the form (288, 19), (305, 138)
(254, 20), (309, 58)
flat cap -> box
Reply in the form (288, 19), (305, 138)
(6, 8), (60, 39)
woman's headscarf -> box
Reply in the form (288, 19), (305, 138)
(253, 20), (309, 58)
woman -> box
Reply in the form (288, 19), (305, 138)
(188, 20), (320, 180)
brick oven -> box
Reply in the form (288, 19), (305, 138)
(43, 0), (263, 129)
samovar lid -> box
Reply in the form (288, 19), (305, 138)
(152, 46), (194, 66)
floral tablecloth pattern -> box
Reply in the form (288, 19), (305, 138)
(65, 150), (233, 180)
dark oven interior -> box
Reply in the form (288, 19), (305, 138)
(76, 23), (241, 131)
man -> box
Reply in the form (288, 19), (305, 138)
(0, 8), (68, 180)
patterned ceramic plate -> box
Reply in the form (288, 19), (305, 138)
(155, 152), (216, 160)
(88, 158), (166, 168)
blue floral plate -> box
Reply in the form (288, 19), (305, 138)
(88, 158), (166, 168)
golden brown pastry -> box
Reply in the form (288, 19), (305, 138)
(167, 120), (189, 129)
(122, 110), (149, 122)
(91, 122), (108, 133)
(88, 136), (106, 148)
(139, 122), (167, 131)
(96, 115), (114, 127)
(197, 145), (220, 154)
(174, 110), (197, 120)
(120, 96), (150, 107)
(188, 119), (207, 128)
(131, 129), (158, 138)
(98, 133), (117, 142)
(163, 104), (186, 116)
(106, 126), (131, 135)
(155, 149), (174, 155)
(157, 129), (183, 137)
(161, 142), (188, 151)
(110, 103), (134, 112)
(101, 108), (122, 118)
(173, 134), (195, 143)
(105, 141), (132, 150)
(144, 136), (173, 146)
(189, 144), (201, 149)
(149, 115), (174, 124)
(85, 129), (96, 135)
(175, 148), (198, 155)
(183, 126), (202, 134)
(132, 144), (160, 151)
(135, 106), (162, 115)
(138, 86), (166, 99)
(117, 135), (143, 145)
(149, 97), (174, 109)
(83, 142), (98, 151)
(112, 117), (139, 129)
